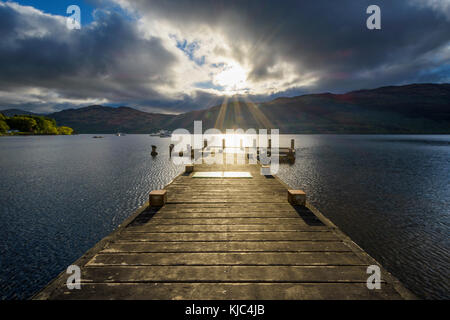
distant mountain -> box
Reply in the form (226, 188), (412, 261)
(1, 84), (449, 133)
(0, 109), (42, 117)
(50, 105), (175, 134)
(167, 83), (450, 134)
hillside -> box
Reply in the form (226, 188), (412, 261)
(0, 109), (42, 117)
(1, 84), (449, 133)
(49, 105), (175, 134)
(167, 83), (450, 133)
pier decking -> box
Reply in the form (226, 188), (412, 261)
(34, 160), (415, 299)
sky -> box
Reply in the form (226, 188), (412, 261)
(0, 0), (449, 114)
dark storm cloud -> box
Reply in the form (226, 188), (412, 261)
(0, 2), (178, 112)
(0, 4), (176, 89)
(125, 0), (450, 92)
(0, 0), (448, 113)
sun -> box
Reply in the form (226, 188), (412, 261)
(214, 62), (247, 93)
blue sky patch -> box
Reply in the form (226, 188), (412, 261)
(194, 81), (225, 91)
(174, 38), (206, 66)
(15, 0), (96, 25)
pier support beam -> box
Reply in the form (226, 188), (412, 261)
(288, 189), (306, 206)
(149, 190), (167, 207)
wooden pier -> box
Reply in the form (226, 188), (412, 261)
(34, 157), (415, 299)
(172, 138), (296, 163)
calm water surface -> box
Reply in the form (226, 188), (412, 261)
(0, 134), (448, 299)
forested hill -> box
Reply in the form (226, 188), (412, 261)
(1, 83), (449, 134)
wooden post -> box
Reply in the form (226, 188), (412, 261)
(268, 139), (272, 149)
(288, 190), (306, 206)
(149, 190), (167, 207)
(151, 145), (158, 156)
(203, 139), (207, 149)
(187, 144), (193, 159)
(222, 139), (226, 149)
(169, 144), (174, 157)
(185, 164), (194, 173)
(289, 139), (295, 163)
(261, 164), (271, 176)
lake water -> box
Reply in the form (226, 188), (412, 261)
(0, 134), (448, 299)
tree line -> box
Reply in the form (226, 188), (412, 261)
(0, 113), (73, 135)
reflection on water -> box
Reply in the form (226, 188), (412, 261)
(0, 135), (183, 299)
(277, 135), (450, 299)
(0, 134), (448, 299)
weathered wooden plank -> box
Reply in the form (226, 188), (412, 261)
(118, 231), (339, 242)
(87, 252), (364, 266)
(102, 241), (350, 253)
(139, 218), (308, 225)
(169, 185), (283, 189)
(153, 211), (299, 218)
(161, 203), (295, 209)
(46, 282), (403, 300)
(80, 265), (379, 283)
(157, 208), (296, 212)
(167, 199), (287, 203)
(126, 224), (327, 232)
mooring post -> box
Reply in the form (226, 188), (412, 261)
(169, 144), (174, 158)
(261, 164), (271, 176)
(187, 144), (193, 159)
(203, 139), (207, 149)
(222, 139), (226, 150)
(288, 190), (306, 206)
(288, 139), (295, 161)
(151, 145), (158, 156)
(149, 190), (167, 207)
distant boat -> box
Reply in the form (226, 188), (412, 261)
(159, 130), (172, 138)
(116, 132), (126, 136)
(150, 130), (171, 137)
(93, 136), (104, 139)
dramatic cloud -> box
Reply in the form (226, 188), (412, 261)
(0, 2), (181, 113)
(0, 0), (449, 113)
